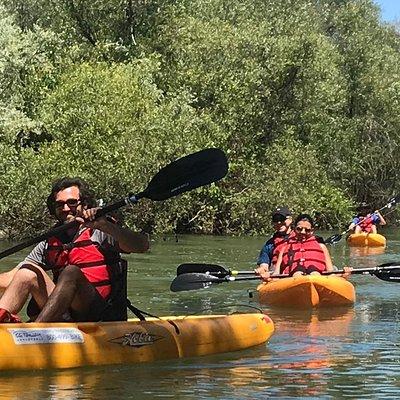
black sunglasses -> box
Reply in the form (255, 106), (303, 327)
(55, 198), (81, 209)
(295, 226), (313, 234)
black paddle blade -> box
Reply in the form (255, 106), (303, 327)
(370, 263), (400, 282)
(177, 263), (228, 276)
(324, 233), (343, 245)
(170, 273), (223, 292)
(141, 148), (228, 201)
(373, 267), (400, 282)
(386, 196), (400, 208)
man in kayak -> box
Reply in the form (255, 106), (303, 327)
(272, 213), (334, 276)
(255, 206), (294, 279)
(348, 202), (386, 234)
(0, 177), (149, 323)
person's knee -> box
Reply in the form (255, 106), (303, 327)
(15, 264), (45, 288)
(58, 265), (85, 284)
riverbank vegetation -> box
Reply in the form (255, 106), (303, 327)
(0, 0), (399, 237)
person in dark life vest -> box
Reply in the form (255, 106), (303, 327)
(255, 206), (294, 280)
(0, 177), (149, 323)
(348, 202), (386, 234)
(272, 213), (334, 277)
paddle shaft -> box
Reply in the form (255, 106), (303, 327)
(258, 265), (400, 279)
(195, 265), (400, 282)
(170, 262), (400, 291)
(203, 270), (255, 276)
(177, 262), (400, 280)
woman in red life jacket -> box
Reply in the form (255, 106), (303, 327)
(0, 177), (149, 323)
(272, 214), (334, 277)
(348, 203), (386, 234)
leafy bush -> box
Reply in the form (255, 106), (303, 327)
(0, 0), (399, 238)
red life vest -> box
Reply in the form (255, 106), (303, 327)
(280, 236), (326, 275)
(271, 230), (295, 265)
(45, 228), (118, 299)
(358, 216), (374, 233)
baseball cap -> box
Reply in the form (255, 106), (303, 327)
(271, 206), (292, 221)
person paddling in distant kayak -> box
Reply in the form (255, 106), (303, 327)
(0, 177), (149, 323)
(348, 202), (386, 234)
(255, 206), (295, 280)
(272, 213), (334, 277)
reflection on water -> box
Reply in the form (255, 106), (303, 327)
(261, 307), (355, 397)
(349, 246), (386, 257)
(0, 228), (400, 398)
(0, 369), (98, 400)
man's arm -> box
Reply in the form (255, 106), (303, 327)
(80, 210), (149, 253)
(272, 248), (285, 275)
(348, 217), (358, 231)
(96, 221), (149, 253)
(256, 241), (273, 267)
(374, 211), (386, 226)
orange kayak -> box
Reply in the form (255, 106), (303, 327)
(257, 275), (355, 308)
(0, 313), (274, 371)
(347, 233), (386, 247)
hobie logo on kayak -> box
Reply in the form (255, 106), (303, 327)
(109, 331), (164, 347)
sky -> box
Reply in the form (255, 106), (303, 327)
(374, 0), (400, 22)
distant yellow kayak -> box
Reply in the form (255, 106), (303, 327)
(257, 275), (355, 308)
(347, 233), (386, 247)
(0, 313), (274, 371)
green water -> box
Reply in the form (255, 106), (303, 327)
(0, 228), (400, 399)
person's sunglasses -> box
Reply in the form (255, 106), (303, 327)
(55, 199), (81, 209)
(295, 226), (312, 234)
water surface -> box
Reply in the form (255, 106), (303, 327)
(0, 227), (399, 399)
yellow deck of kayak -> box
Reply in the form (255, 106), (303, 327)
(257, 275), (355, 308)
(347, 233), (386, 247)
(0, 313), (274, 371)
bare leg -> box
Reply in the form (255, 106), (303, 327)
(0, 265), (21, 293)
(36, 265), (99, 322)
(0, 264), (54, 314)
(355, 226), (362, 234)
(370, 225), (377, 234)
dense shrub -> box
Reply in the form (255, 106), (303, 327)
(0, 0), (399, 238)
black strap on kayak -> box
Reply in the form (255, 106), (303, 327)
(126, 299), (147, 321)
(126, 299), (180, 334)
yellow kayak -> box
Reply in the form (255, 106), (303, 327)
(0, 313), (274, 371)
(347, 233), (386, 247)
(257, 275), (355, 308)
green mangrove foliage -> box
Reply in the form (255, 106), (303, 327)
(0, 0), (399, 237)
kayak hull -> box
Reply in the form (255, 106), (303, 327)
(0, 313), (274, 371)
(257, 275), (355, 308)
(347, 233), (386, 247)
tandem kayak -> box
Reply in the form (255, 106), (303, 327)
(0, 313), (274, 371)
(256, 275), (355, 308)
(347, 233), (386, 247)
